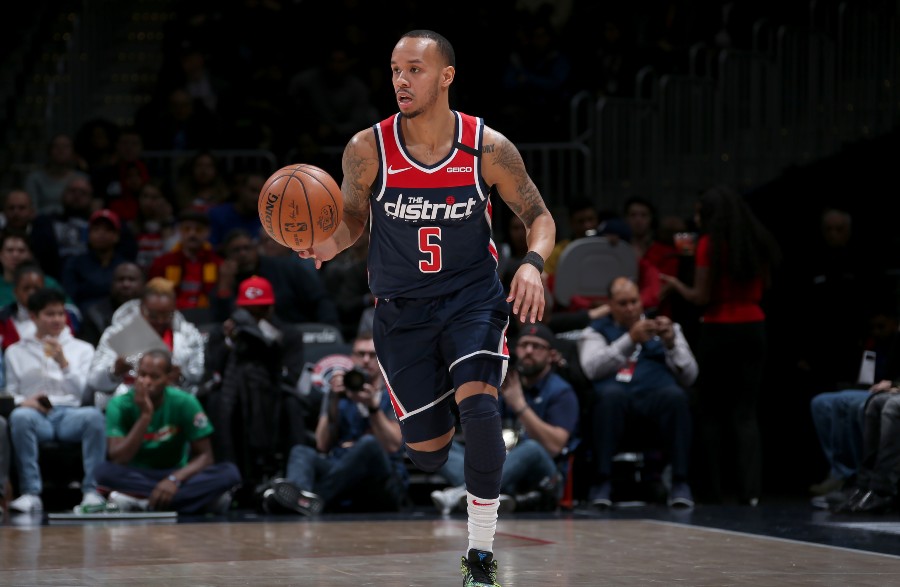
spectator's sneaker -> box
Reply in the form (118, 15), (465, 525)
(810, 475), (845, 496)
(9, 494), (43, 513)
(460, 548), (501, 586)
(431, 485), (467, 515)
(271, 480), (324, 516)
(108, 491), (149, 512)
(206, 490), (234, 515)
(73, 491), (108, 514)
(588, 482), (612, 510)
(667, 482), (694, 509)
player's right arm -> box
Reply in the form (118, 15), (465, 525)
(298, 129), (379, 269)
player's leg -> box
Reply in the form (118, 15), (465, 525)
(442, 281), (509, 586)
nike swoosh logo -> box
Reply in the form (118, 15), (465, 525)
(387, 165), (412, 174)
(471, 500), (495, 506)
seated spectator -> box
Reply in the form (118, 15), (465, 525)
(0, 263), (77, 352)
(131, 181), (178, 272)
(88, 277), (205, 402)
(0, 232), (70, 308)
(148, 209), (222, 310)
(810, 307), (900, 502)
(78, 262), (145, 347)
(28, 175), (96, 279)
(173, 151), (230, 214)
(203, 275), (309, 493)
(834, 378), (900, 513)
(63, 210), (128, 315)
(430, 322), (579, 514)
(24, 133), (89, 216)
(208, 172), (264, 247)
(91, 127), (150, 223)
(0, 415), (9, 515)
(214, 229), (338, 326)
(577, 276), (698, 508)
(6, 288), (105, 514)
(263, 332), (406, 515)
(0, 189), (37, 234)
(93, 350), (241, 514)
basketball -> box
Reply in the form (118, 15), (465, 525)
(258, 164), (343, 251)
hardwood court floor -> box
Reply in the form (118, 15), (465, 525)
(3, 506), (900, 586)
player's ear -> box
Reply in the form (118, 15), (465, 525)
(441, 66), (455, 88)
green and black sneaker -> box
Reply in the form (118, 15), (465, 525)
(460, 548), (501, 587)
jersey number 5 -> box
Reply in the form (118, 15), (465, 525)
(418, 226), (442, 273)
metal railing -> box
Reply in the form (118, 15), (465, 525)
(576, 1), (898, 216)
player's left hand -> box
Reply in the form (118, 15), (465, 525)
(507, 264), (545, 323)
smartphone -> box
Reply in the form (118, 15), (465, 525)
(37, 396), (53, 410)
(858, 350), (877, 386)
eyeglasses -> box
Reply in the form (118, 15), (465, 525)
(516, 340), (551, 351)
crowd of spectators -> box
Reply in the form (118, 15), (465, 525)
(0, 1), (898, 519)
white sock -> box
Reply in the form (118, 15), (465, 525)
(465, 491), (499, 553)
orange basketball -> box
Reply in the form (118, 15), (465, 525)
(258, 164), (343, 251)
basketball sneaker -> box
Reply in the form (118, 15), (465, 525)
(460, 548), (501, 587)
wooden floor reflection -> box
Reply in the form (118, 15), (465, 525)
(1, 517), (899, 586)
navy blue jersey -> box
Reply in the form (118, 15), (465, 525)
(368, 111), (499, 299)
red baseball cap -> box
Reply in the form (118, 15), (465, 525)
(89, 209), (121, 231)
(236, 275), (275, 306)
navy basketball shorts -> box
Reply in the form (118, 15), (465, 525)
(372, 278), (510, 444)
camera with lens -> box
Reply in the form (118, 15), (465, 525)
(343, 368), (370, 393)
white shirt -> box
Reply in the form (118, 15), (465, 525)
(5, 329), (95, 407)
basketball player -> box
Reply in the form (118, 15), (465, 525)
(299, 30), (555, 586)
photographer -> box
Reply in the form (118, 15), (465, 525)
(265, 331), (407, 515)
(577, 276), (698, 509)
(430, 322), (580, 514)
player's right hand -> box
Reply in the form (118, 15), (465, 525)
(297, 237), (340, 269)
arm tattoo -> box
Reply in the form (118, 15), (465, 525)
(482, 143), (495, 154)
(342, 142), (374, 223)
(492, 138), (547, 227)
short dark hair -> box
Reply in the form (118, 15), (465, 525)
(401, 30), (456, 68)
(0, 228), (28, 250)
(26, 287), (66, 313)
(623, 195), (656, 218)
(13, 262), (44, 286)
(140, 348), (173, 372)
(222, 227), (253, 250)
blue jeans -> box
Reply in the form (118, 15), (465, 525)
(9, 406), (107, 495)
(438, 438), (557, 495)
(93, 461), (242, 513)
(810, 389), (868, 480)
(0, 416), (9, 492)
(286, 436), (395, 505)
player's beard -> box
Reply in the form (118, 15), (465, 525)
(401, 81), (440, 119)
